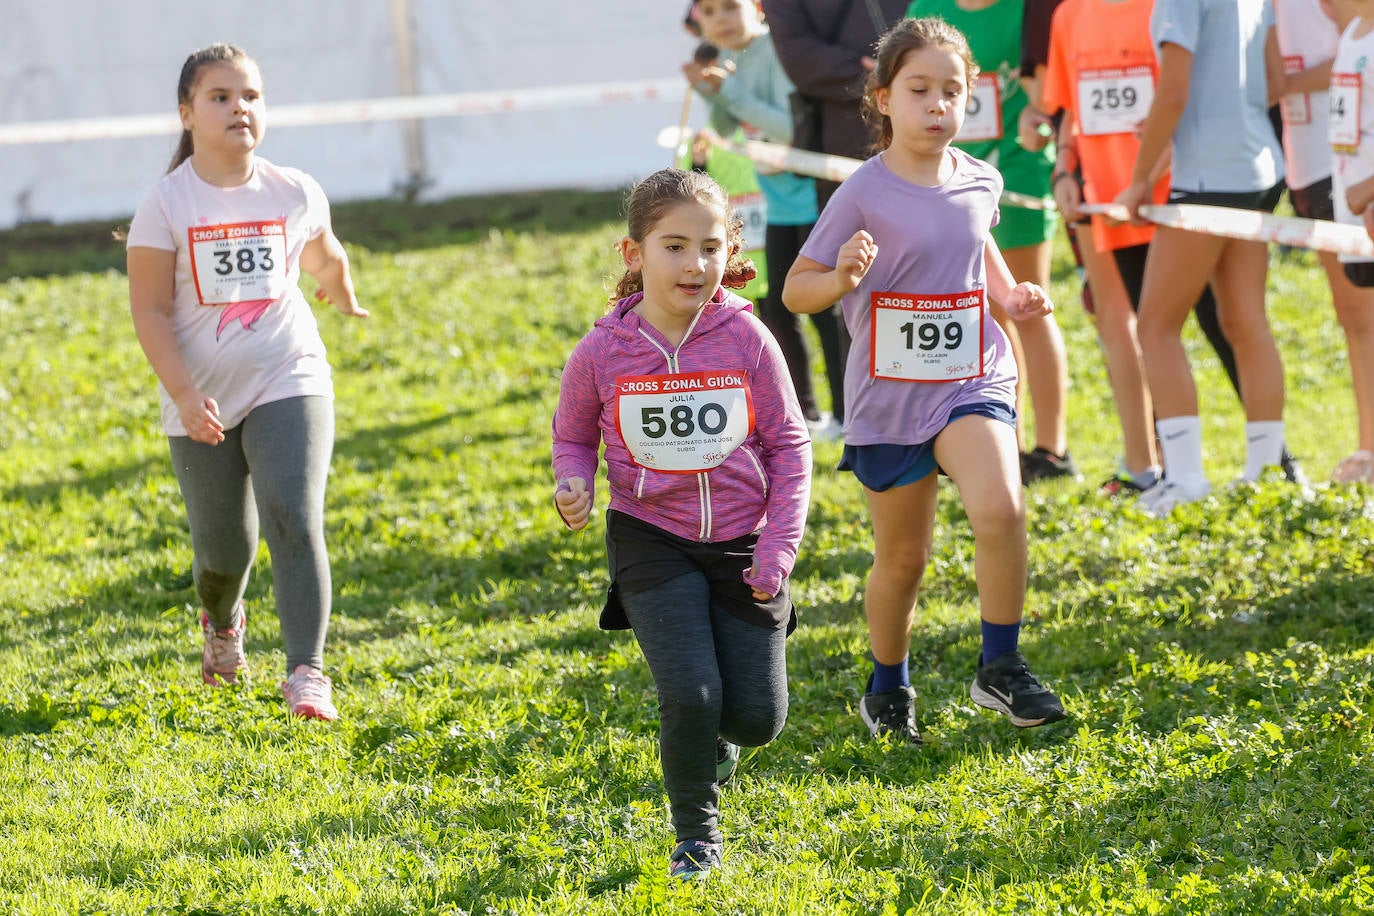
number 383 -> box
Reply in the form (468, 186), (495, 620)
(214, 246), (275, 276)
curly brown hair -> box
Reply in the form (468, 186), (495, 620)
(611, 168), (757, 304)
(860, 18), (978, 154)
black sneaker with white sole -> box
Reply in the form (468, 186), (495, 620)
(859, 682), (923, 744)
(970, 651), (1066, 727)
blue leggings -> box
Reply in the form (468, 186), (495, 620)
(167, 395), (334, 673)
(619, 570), (789, 844)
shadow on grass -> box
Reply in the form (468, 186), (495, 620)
(0, 455), (161, 508)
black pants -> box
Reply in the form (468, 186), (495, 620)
(619, 571), (788, 844)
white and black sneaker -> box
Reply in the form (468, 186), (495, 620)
(970, 651), (1066, 728)
(859, 681), (923, 744)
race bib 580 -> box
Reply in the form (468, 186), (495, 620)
(615, 370), (754, 473)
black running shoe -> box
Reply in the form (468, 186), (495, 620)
(859, 682), (923, 744)
(1280, 449), (1308, 486)
(1099, 471), (1147, 497)
(1021, 447), (1081, 484)
(668, 839), (722, 881)
(970, 651), (1067, 727)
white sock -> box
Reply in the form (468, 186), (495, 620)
(1156, 416), (1206, 486)
(1243, 421), (1285, 481)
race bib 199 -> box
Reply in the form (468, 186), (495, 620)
(1331, 72), (1362, 154)
(870, 290), (985, 382)
(188, 220), (288, 306)
(958, 73), (1002, 142)
(1076, 66), (1153, 136)
(615, 370), (755, 472)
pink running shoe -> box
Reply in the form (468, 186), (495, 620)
(281, 665), (339, 721)
(201, 605), (247, 686)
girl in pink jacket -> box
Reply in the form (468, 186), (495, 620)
(552, 168), (811, 880)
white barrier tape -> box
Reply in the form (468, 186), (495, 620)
(0, 79), (684, 146)
(1078, 202), (1374, 259)
(658, 127), (1057, 211)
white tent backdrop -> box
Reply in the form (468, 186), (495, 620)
(0, 1), (701, 228)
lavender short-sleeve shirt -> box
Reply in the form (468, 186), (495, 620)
(800, 149), (1018, 445)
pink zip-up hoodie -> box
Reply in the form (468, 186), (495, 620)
(552, 289), (812, 597)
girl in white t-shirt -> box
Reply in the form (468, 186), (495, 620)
(1317, 0), (1374, 482)
(126, 44), (367, 720)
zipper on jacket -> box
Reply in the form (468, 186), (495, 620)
(638, 311), (712, 540)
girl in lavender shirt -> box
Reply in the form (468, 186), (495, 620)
(783, 17), (1066, 745)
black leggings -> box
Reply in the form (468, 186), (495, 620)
(619, 571), (788, 844)
(761, 222), (849, 422)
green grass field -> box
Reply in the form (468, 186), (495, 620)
(0, 190), (1371, 915)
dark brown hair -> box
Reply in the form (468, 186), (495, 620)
(167, 43), (257, 173)
(611, 167), (756, 304)
(861, 17), (978, 153)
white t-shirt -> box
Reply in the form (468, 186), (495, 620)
(1330, 18), (1374, 263)
(126, 157), (333, 435)
(1274, 0), (1337, 189)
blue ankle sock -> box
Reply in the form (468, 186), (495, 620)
(980, 620), (1022, 665)
(870, 656), (910, 693)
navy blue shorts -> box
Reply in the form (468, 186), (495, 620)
(838, 401), (1017, 492)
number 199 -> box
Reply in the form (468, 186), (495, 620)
(900, 320), (963, 351)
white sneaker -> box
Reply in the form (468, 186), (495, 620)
(1137, 477), (1211, 517)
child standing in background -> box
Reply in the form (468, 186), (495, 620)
(685, 0), (849, 440)
(1286, 0), (1374, 483)
(125, 44), (367, 719)
(784, 18), (1066, 744)
(1115, 0), (1288, 515)
(906, 0), (1076, 484)
(553, 168), (811, 879)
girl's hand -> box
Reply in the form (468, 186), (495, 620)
(1052, 173), (1083, 223)
(746, 564), (774, 601)
(1002, 282), (1053, 321)
(554, 477), (592, 530)
(1362, 205), (1374, 241)
(1346, 182), (1374, 221)
(175, 390), (225, 445)
(315, 287), (369, 318)
(835, 230), (878, 295)
(683, 59), (733, 95)
(1113, 180), (1152, 226)
(1018, 106), (1053, 152)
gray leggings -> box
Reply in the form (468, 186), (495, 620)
(619, 571), (789, 845)
(167, 395), (334, 673)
